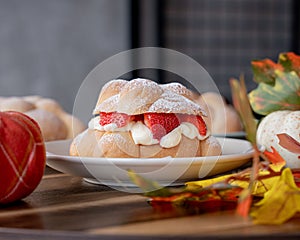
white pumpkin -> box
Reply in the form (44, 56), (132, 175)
(256, 110), (300, 169)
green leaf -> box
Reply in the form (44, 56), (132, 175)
(249, 70), (300, 115)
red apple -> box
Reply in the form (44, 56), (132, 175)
(0, 111), (46, 204)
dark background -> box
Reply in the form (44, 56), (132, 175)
(0, 0), (298, 117)
(131, 0), (299, 100)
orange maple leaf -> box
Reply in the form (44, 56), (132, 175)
(263, 146), (286, 165)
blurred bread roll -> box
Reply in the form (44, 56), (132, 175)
(0, 97), (35, 112)
(26, 109), (68, 141)
(0, 96), (86, 141)
(195, 92), (243, 134)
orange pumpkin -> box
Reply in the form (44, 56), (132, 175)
(0, 111), (46, 204)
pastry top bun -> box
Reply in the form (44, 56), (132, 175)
(93, 78), (206, 116)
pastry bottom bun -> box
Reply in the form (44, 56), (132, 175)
(70, 129), (222, 158)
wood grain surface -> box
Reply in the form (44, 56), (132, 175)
(0, 166), (300, 240)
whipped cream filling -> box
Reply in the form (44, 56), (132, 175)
(130, 121), (159, 145)
(88, 117), (209, 148)
(160, 126), (182, 148)
(88, 116), (133, 132)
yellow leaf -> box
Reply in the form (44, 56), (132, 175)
(251, 174), (280, 197)
(186, 174), (234, 190)
(269, 163), (286, 173)
(251, 168), (300, 225)
(186, 170), (280, 197)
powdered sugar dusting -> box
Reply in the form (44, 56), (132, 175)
(148, 90), (206, 115)
(160, 82), (193, 98)
(116, 78), (163, 114)
(100, 132), (125, 145)
(101, 79), (127, 93)
(94, 95), (119, 113)
(94, 78), (206, 116)
(205, 136), (220, 148)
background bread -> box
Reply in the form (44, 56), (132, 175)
(0, 96), (86, 141)
(26, 109), (68, 141)
(194, 92), (243, 134)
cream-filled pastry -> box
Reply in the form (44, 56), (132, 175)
(70, 78), (222, 158)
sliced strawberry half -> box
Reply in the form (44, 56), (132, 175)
(99, 112), (130, 128)
(180, 114), (207, 136)
(144, 113), (180, 140)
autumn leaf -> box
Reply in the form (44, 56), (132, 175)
(230, 76), (261, 218)
(129, 170), (243, 213)
(187, 167), (281, 197)
(128, 167), (300, 224)
(251, 58), (283, 84)
(149, 183), (242, 214)
(249, 70), (300, 115)
(186, 174), (234, 190)
(293, 169), (300, 188)
(249, 52), (300, 116)
(251, 168), (300, 225)
(279, 52), (300, 76)
(128, 170), (175, 197)
(277, 133), (300, 154)
(236, 188), (252, 218)
(230, 76), (258, 145)
(250, 51), (300, 85)
(263, 146), (286, 172)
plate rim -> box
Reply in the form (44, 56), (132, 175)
(212, 131), (246, 138)
(46, 137), (254, 165)
(45, 137), (254, 186)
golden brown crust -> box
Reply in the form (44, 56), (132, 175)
(98, 132), (140, 158)
(200, 135), (222, 156)
(95, 79), (128, 107)
(70, 129), (103, 157)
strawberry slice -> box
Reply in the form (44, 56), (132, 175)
(130, 114), (144, 122)
(144, 113), (180, 140)
(99, 112), (130, 128)
(180, 114), (207, 136)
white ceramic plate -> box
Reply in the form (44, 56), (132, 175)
(213, 131), (246, 138)
(46, 138), (254, 189)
